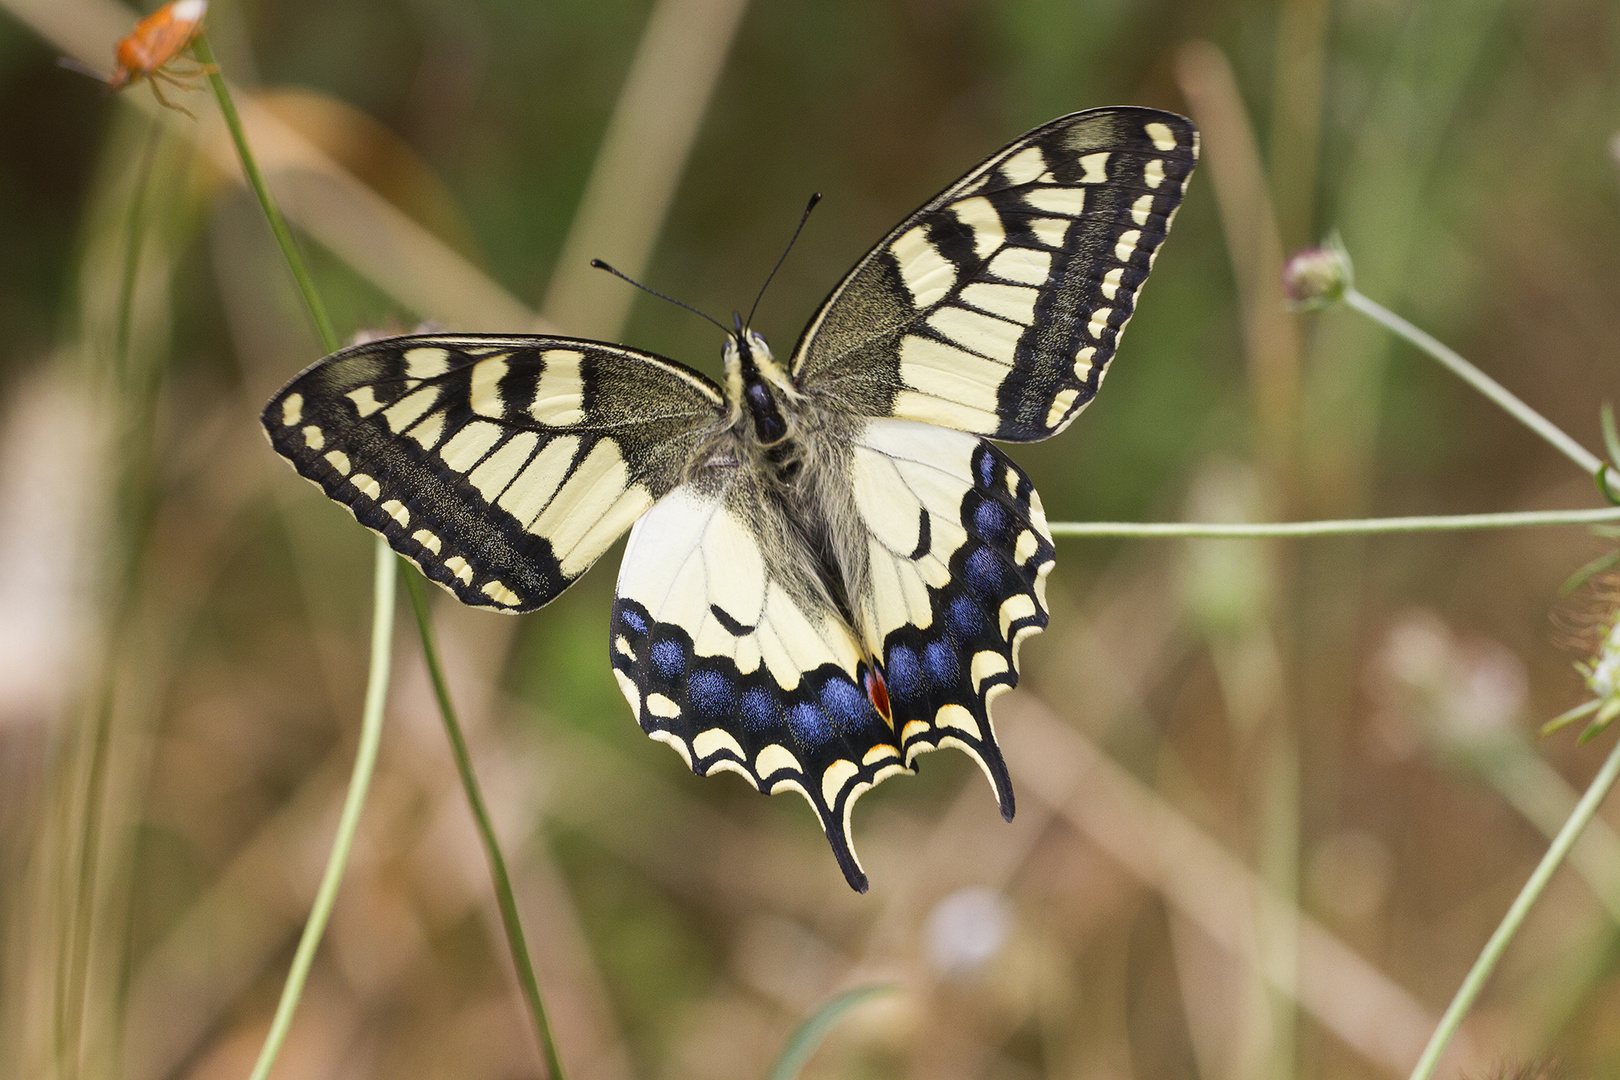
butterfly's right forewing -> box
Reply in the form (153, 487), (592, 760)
(263, 334), (726, 612)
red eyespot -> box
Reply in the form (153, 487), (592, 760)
(864, 666), (893, 726)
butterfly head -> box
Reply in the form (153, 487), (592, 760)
(723, 322), (794, 445)
(721, 324), (784, 382)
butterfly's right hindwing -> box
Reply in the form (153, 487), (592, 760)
(263, 334), (725, 612)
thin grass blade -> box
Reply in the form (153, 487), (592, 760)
(765, 984), (896, 1080)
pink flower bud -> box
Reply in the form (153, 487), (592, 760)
(1283, 243), (1352, 307)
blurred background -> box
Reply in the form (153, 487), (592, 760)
(3, 0), (1620, 1078)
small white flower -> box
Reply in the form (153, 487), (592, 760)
(924, 887), (1011, 976)
(1577, 616), (1620, 728)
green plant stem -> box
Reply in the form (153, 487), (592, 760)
(1344, 288), (1610, 491)
(1407, 731), (1620, 1080)
(56, 115), (169, 1080)
(247, 543), (395, 1080)
(1049, 505), (1620, 539)
(112, 120), (164, 383)
(402, 571), (565, 1080)
(197, 37), (401, 1080)
(1600, 403), (1620, 469)
(198, 37), (563, 1080)
(766, 985), (897, 1080)
(193, 33), (337, 353)
(57, 692), (118, 1080)
(1542, 699), (1603, 738)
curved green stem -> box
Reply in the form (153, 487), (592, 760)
(1542, 699), (1603, 738)
(1345, 288), (1611, 493)
(1049, 506), (1620, 539)
(766, 985), (897, 1080)
(402, 570), (566, 1080)
(197, 37), (402, 1080)
(247, 544), (395, 1080)
(1408, 732), (1620, 1080)
(193, 33), (337, 353)
(1601, 404), (1620, 469)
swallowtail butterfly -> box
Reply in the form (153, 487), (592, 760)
(264, 107), (1197, 891)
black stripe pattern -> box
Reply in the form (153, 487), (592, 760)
(790, 107), (1198, 442)
(263, 334), (724, 611)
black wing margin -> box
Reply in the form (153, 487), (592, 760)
(263, 334), (725, 612)
(789, 107), (1197, 442)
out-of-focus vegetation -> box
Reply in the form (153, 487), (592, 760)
(3, 1), (1620, 1079)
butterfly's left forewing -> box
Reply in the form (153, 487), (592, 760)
(264, 334), (725, 612)
(790, 106), (1197, 441)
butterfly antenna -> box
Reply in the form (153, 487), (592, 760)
(745, 191), (821, 330)
(590, 259), (730, 336)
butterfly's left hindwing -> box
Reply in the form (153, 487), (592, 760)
(610, 467), (897, 891)
(790, 106), (1197, 442)
(263, 334), (724, 612)
(608, 419), (1053, 891)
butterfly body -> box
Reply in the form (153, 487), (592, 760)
(263, 107), (1198, 890)
(712, 330), (874, 633)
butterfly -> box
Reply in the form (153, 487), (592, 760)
(263, 107), (1198, 891)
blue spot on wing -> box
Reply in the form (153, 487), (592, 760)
(886, 644), (924, 703)
(787, 702), (834, 747)
(688, 670), (735, 719)
(819, 678), (869, 732)
(650, 639), (685, 678)
(976, 448), (997, 489)
(973, 498), (1009, 540)
(740, 688), (780, 733)
(963, 546), (1008, 595)
(948, 594), (988, 638)
(619, 607), (648, 635)
(923, 640), (959, 687)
